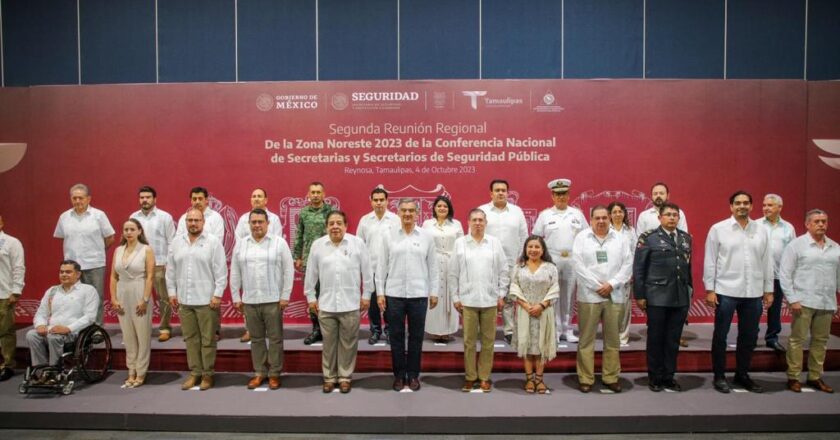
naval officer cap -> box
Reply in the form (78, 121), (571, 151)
(548, 178), (572, 194)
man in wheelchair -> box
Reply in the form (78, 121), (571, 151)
(22, 260), (100, 393)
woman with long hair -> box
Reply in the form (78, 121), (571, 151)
(421, 196), (463, 343)
(509, 235), (560, 393)
(109, 218), (155, 388)
(607, 201), (637, 346)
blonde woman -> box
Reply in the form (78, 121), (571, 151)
(109, 218), (154, 388)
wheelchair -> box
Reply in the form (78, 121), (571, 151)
(18, 324), (112, 395)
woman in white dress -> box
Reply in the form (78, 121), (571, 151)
(510, 236), (559, 393)
(608, 202), (637, 346)
(421, 196), (463, 343)
(109, 219), (155, 388)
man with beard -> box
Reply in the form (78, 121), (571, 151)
(233, 188), (284, 343)
(176, 187), (226, 240)
(703, 191), (774, 394)
(636, 182), (688, 235)
(167, 208), (227, 391)
(131, 186), (177, 342)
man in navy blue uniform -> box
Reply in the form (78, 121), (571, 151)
(633, 202), (692, 392)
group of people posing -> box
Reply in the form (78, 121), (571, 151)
(0, 178), (837, 396)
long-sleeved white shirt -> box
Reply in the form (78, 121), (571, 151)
(572, 229), (633, 303)
(234, 210), (283, 243)
(479, 202), (529, 267)
(131, 207), (175, 266)
(761, 216), (796, 279)
(166, 233), (227, 306)
(304, 234), (373, 313)
(0, 231), (25, 299)
(376, 226), (439, 299)
(53, 206), (115, 270)
(33, 282), (99, 333)
(229, 234), (294, 304)
(703, 217), (774, 298)
(448, 234), (510, 307)
(636, 207), (688, 235)
(532, 206), (587, 261)
(176, 208), (226, 241)
(356, 210), (400, 274)
(779, 233), (840, 311)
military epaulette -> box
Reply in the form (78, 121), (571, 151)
(636, 230), (654, 248)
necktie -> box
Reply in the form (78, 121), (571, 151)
(670, 232), (677, 244)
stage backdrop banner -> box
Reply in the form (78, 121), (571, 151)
(1, 80), (837, 325)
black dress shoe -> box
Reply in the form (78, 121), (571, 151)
(408, 377), (421, 391)
(504, 334), (513, 345)
(766, 340), (787, 353)
(0, 367), (13, 382)
(368, 332), (381, 345)
(733, 374), (764, 393)
(663, 379), (682, 392)
(713, 377), (731, 393)
(392, 378), (405, 392)
(303, 331), (322, 345)
(648, 381), (663, 392)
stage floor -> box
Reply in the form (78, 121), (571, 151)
(12, 322), (840, 373)
(1, 370), (839, 434)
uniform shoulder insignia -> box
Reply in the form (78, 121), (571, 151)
(636, 231), (653, 248)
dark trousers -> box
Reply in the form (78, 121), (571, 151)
(385, 296), (427, 380)
(712, 294), (762, 378)
(646, 305), (689, 384)
(368, 291), (389, 335)
(308, 281), (321, 332)
(764, 280), (784, 344)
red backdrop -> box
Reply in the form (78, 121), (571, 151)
(1, 80), (837, 325)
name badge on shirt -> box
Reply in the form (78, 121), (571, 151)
(595, 250), (608, 264)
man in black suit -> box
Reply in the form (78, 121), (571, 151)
(633, 202), (692, 392)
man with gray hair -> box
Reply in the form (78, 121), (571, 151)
(761, 194), (796, 353)
(780, 209), (839, 393)
(53, 183), (115, 325)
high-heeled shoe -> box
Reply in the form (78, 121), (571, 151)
(124, 375), (137, 388)
(131, 376), (145, 388)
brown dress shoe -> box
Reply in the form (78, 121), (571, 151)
(199, 375), (214, 391)
(323, 382), (335, 393)
(181, 375), (200, 390)
(479, 380), (492, 392)
(268, 377), (281, 390)
(461, 380), (476, 392)
(787, 379), (802, 392)
(408, 377), (421, 391)
(158, 332), (171, 342)
(806, 378), (834, 393)
(247, 376), (265, 389)
(605, 382), (622, 393)
(392, 378), (405, 392)
(579, 383), (592, 393)
(339, 381), (352, 394)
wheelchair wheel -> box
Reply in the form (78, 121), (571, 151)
(74, 324), (112, 383)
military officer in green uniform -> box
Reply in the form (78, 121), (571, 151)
(294, 182), (333, 345)
(633, 201), (692, 392)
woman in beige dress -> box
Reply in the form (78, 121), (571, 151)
(109, 218), (155, 388)
(421, 196), (463, 343)
(510, 235), (559, 394)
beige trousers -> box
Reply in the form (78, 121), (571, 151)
(463, 306), (497, 382)
(786, 305), (833, 381)
(243, 302), (284, 377)
(116, 280), (152, 377)
(180, 305), (220, 377)
(319, 310), (360, 383)
(577, 300), (623, 385)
